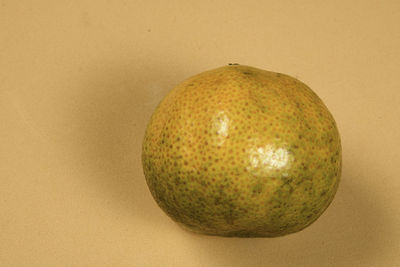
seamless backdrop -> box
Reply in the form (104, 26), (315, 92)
(1, 1), (400, 266)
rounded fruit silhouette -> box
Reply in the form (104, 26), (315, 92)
(142, 64), (341, 237)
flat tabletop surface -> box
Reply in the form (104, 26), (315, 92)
(1, 1), (399, 266)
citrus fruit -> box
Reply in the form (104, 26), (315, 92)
(142, 64), (341, 237)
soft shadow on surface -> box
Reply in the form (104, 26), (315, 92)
(74, 61), (189, 223)
(73, 64), (395, 265)
(183, 164), (393, 267)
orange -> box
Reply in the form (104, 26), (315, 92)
(142, 64), (341, 237)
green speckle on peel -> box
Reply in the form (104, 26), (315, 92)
(142, 65), (341, 237)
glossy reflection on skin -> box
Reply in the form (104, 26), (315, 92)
(248, 144), (291, 170)
(212, 111), (230, 146)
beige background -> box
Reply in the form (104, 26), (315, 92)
(1, 1), (400, 266)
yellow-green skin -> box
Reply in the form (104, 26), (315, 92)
(142, 65), (341, 237)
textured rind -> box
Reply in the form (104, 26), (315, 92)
(142, 65), (341, 237)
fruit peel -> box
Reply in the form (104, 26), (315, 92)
(142, 65), (341, 237)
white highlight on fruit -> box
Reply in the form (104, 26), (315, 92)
(248, 144), (290, 170)
(213, 111), (230, 145)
